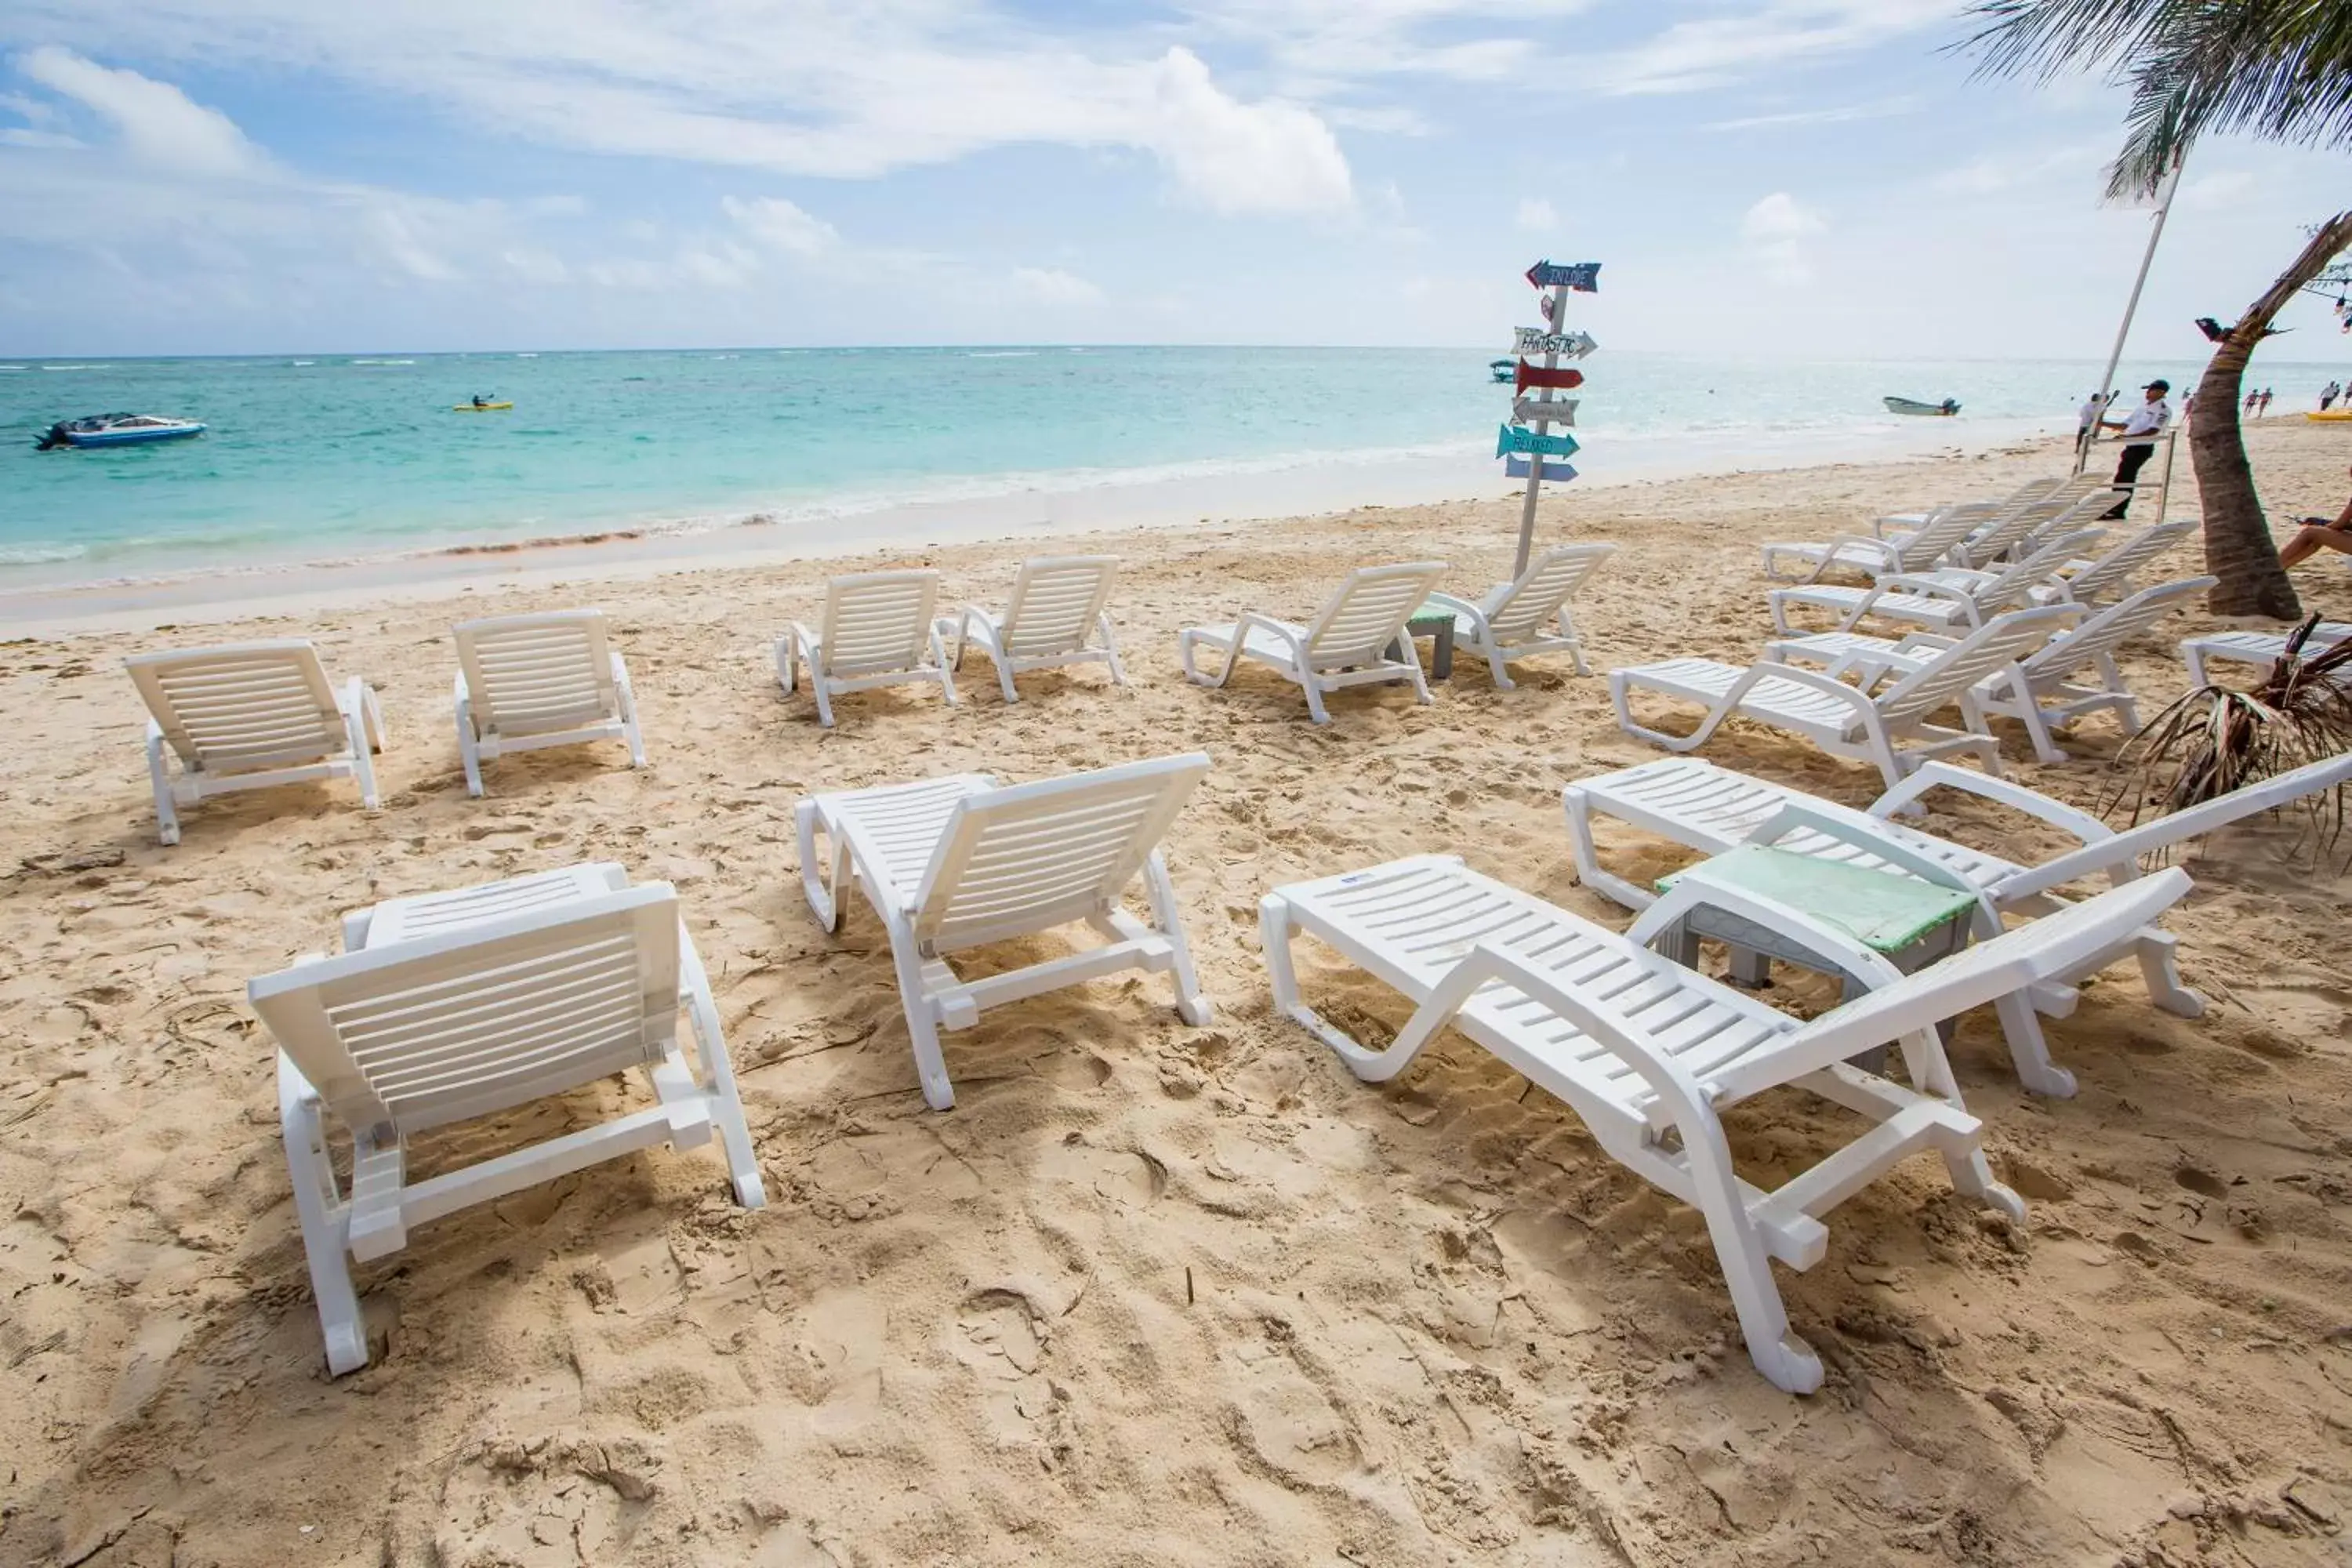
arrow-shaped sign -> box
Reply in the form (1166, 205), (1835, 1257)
(1504, 456), (1577, 482)
(1512, 328), (1599, 359)
(1526, 260), (1602, 292)
(1512, 397), (1578, 427)
(1514, 361), (1585, 394)
(1498, 423), (1581, 459)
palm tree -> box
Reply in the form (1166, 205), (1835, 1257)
(1960, 0), (2352, 619)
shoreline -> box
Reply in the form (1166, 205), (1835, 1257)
(5, 413), (2063, 635)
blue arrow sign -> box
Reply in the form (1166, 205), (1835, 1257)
(1497, 423), (1581, 459)
(1504, 456), (1577, 481)
(1526, 260), (1602, 292)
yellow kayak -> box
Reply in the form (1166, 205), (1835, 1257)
(452, 401), (513, 412)
(2307, 409), (2352, 423)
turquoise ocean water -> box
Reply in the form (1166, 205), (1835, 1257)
(0, 347), (2277, 586)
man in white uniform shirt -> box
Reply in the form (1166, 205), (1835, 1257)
(2096, 378), (2170, 519)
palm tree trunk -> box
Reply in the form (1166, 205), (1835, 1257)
(2191, 210), (2352, 619)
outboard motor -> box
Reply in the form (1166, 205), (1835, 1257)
(34, 421), (71, 451)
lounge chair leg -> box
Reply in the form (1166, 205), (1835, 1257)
(681, 938), (768, 1208)
(1559, 611), (1592, 677)
(775, 634), (798, 695)
(795, 800), (846, 932)
(280, 1055), (367, 1374)
(886, 931), (956, 1111)
(1668, 1112), (1823, 1395)
(1145, 851), (1211, 1025)
(2133, 928), (2205, 1018)
(343, 692), (383, 809)
(1991, 987), (2077, 1098)
(996, 661), (1019, 705)
(1098, 618), (1130, 688)
(615, 660), (648, 768)
(931, 627), (960, 708)
(456, 697), (485, 798)
(1559, 787), (1657, 910)
(146, 724), (181, 846)
(1301, 676), (1331, 724)
(2183, 648), (2210, 688)
(811, 677), (836, 728)
(1486, 648), (1514, 691)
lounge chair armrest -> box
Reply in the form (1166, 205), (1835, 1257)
(1742, 662), (1883, 713)
(1875, 573), (1978, 603)
(1891, 633), (1960, 654)
(1234, 611), (1310, 661)
(1422, 589), (1484, 622)
(1867, 763), (2114, 845)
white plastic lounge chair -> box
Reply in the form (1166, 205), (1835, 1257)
(941, 555), (1127, 702)
(1261, 851), (2191, 1392)
(1762, 503), (1984, 584)
(1874, 477), (2074, 536)
(452, 609), (645, 796)
(2030, 519), (2197, 607)
(1610, 605), (2078, 788)
(248, 862), (764, 1374)
(1769, 529), (2103, 637)
(776, 569), (957, 727)
(2181, 621), (2352, 687)
(795, 753), (1213, 1109)
(127, 640), (385, 846)
(1422, 542), (1616, 687)
(1771, 577), (2212, 763)
(1565, 751), (2352, 1072)
(1178, 561), (1449, 723)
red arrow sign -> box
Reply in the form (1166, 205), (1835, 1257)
(1515, 360), (1585, 394)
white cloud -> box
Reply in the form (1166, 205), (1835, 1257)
(1931, 138), (2110, 197)
(1595, 1), (1953, 96)
(1146, 48), (1352, 215)
(1515, 197), (1557, 232)
(1011, 267), (1104, 306)
(17, 46), (270, 177)
(1740, 191), (1824, 284)
(722, 196), (841, 258)
(1703, 96), (1919, 132)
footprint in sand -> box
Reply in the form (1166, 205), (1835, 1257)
(1221, 1324), (1363, 1489)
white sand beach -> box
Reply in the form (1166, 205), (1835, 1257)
(3, 419), (2350, 1567)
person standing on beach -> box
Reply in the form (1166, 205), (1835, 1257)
(2246, 389), (2262, 417)
(2323, 379), (2343, 412)
(2097, 378), (2170, 519)
(2259, 387), (2275, 416)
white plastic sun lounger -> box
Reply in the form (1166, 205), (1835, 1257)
(452, 609), (645, 796)
(796, 753), (1213, 1109)
(2030, 519), (2197, 608)
(1944, 488), (2125, 570)
(1422, 542), (1616, 687)
(127, 640), (385, 845)
(777, 569), (958, 726)
(1874, 477), (2076, 536)
(1178, 561), (1448, 723)
(2181, 621), (2352, 687)
(940, 555), (1127, 702)
(1769, 528), (2103, 636)
(1762, 503), (1984, 584)
(248, 862), (764, 1374)
(1770, 578), (2212, 763)
(1262, 852), (2191, 1392)
(1564, 752), (2352, 1080)
(1611, 606), (2078, 788)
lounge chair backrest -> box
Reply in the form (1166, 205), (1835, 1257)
(127, 641), (347, 773)
(2024, 575), (2213, 678)
(818, 570), (941, 677)
(2004, 751), (2352, 899)
(2062, 520), (2197, 604)
(910, 753), (1210, 950)
(247, 884), (683, 1139)
(455, 610), (621, 739)
(1973, 528), (2107, 611)
(997, 556), (1119, 657)
(1969, 489), (2120, 561)
(1302, 562), (1449, 667)
(1710, 869), (2192, 1101)
(1483, 543), (1617, 641)
(1876, 605), (2079, 728)
(1894, 505), (1994, 567)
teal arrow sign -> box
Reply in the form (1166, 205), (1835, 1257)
(1497, 423), (1580, 459)
(1504, 456), (1576, 481)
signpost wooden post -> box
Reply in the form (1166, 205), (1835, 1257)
(1505, 260), (1599, 576)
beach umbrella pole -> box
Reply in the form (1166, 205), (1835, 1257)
(2078, 159), (2183, 476)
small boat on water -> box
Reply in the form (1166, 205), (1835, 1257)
(1489, 359), (1515, 383)
(34, 412), (207, 450)
(1884, 395), (1960, 417)
(452, 400), (513, 412)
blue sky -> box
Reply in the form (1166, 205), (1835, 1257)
(2, 1), (2347, 359)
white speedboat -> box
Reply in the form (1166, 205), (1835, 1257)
(35, 413), (208, 450)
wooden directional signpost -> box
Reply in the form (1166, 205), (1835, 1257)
(1503, 259), (1600, 575)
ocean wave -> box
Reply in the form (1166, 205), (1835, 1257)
(41, 364), (100, 371)
(0, 365), (26, 372)
(966, 350), (1037, 358)
(349, 358), (417, 365)
(0, 543), (90, 565)
(291, 360), (315, 366)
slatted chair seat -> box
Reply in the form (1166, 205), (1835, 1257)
(2030, 520), (2198, 608)
(127, 640), (385, 845)
(2180, 621), (2352, 687)
(247, 864), (764, 1374)
(1178, 561), (1449, 722)
(1261, 851), (2191, 1392)
(1769, 528), (2104, 637)
(452, 609), (645, 796)
(795, 753), (1214, 1109)
(778, 568), (957, 726)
